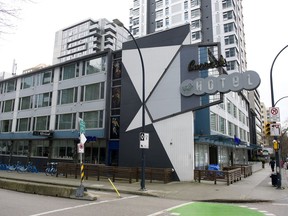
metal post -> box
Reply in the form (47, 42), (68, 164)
(113, 19), (146, 190)
(270, 44), (288, 189)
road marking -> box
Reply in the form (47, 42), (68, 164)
(147, 202), (194, 216)
(29, 195), (139, 216)
(273, 203), (288, 206)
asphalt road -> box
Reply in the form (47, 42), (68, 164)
(1, 188), (287, 216)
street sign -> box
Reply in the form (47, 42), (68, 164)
(77, 143), (84, 153)
(270, 123), (281, 136)
(139, 132), (149, 149)
(269, 107), (280, 122)
(80, 133), (87, 145)
(79, 118), (86, 134)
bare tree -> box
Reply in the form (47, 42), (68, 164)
(0, 0), (32, 35)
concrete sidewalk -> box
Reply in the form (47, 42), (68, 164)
(0, 165), (288, 202)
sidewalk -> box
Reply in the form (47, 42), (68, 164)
(0, 165), (288, 202)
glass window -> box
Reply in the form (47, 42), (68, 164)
(224, 22), (235, 33)
(219, 116), (226, 134)
(223, 10), (234, 20)
(21, 75), (34, 89)
(191, 20), (201, 29)
(16, 118), (31, 132)
(0, 141), (12, 155)
(191, 9), (200, 18)
(83, 56), (107, 75)
(35, 92), (52, 108)
(0, 120), (12, 132)
(34, 116), (50, 130)
(156, 19), (163, 28)
(81, 82), (104, 102)
(57, 87), (78, 105)
(3, 79), (16, 93)
(60, 63), (79, 80)
(191, 0), (200, 7)
(55, 113), (76, 130)
(41, 70), (53, 85)
(19, 96), (33, 110)
(82, 110), (104, 129)
(210, 112), (217, 131)
(2, 99), (14, 112)
(52, 140), (74, 159)
(192, 31), (201, 40)
(31, 140), (49, 157)
(12, 140), (29, 156)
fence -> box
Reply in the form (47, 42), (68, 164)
(56, 162), (173, 184)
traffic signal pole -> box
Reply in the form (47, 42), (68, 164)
(270, 44), (288, 189)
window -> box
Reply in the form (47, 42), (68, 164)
(35, 92), (52, 108)
(31, 140), (49, 157)
(184, 1), (188, 9)
(224, 22), (235, 33)
(81, 110), (104, 129)
(226, 60), (238, 71)
(0, 141), (11, 155)
(55, 113), (76, 130)
(210, 112), (217, 131)
(192, 31), (201, 40)
(83, 56), (107, 75)
(184, 11), (188, 20)
(191, 20), (201, 29)
(156, 0), (163, 9)
(81, 82), (105, 102)
(228, 121), (233, 136)
(225, 47), (237, 58)
(133, 18), (139, 25)
(227, 99), (232, 114)
(52, 140), (74, 159)
(219, 116), (226, 134)
(34, 116), (50, 130)
(0, 120), (12, 132)
(3, 79), (16, 93)
(224, 35), (237, 45)
(165, 7), (169, 15)
(12, 140), (29, 156)
(156, 19), (163, 28)
(21, 75), (34, 89)
(40, 70), (53, 85)
(222, 0), (233, 9)
(16, 118), (31, 132)
(191, 0), (200, 7)
(223, 10), (234, 20)
(60, 63), (79, 80)
(18, 96), (33, 110)
(191, 9), (200, 18)
(165, 17), (169, 26)
(58, 87), (78, 105)
(156, 9), (163, 18)
(2, 99), (14, 112)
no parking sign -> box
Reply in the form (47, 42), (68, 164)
(269, 107), (280, 122)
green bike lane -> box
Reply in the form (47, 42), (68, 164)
(151, 202), (267, 216)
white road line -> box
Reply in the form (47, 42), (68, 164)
(147, 202), (194, 216)
(273, 203), (288, 206)
(29, 195), (139, 216)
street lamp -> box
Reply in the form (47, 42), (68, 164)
(113, 19), (146, 190)
(270, 44), (288, 189)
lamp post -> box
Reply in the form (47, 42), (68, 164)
(113, 19), (146, 190)
(270, 44), (288, 189)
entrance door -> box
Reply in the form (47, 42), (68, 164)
(209, 146), (218, 165)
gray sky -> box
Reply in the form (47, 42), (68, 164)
(1, 0), (288, 125)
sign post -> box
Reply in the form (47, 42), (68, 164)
(75, 118), (87, 197)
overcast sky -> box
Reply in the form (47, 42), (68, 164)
(0, 0), (287, 124)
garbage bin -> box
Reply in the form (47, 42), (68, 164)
(270, 174), (277, 186)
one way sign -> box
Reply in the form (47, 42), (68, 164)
(139, 132), (149, 149)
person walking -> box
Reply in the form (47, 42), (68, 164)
(269, 159), (275, 172)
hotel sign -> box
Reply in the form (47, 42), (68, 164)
(180, 70), (261, 96)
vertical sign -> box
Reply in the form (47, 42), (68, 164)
(269, 107), (280, 122)
(140, 132), (149, 149)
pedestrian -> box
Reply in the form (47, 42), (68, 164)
(269, 159), (275, 172)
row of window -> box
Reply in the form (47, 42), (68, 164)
(210, 112), (249, 142)
(1, 82), (105, 113)
(0, 110), (104, 133)
(0, 56), (107, 94)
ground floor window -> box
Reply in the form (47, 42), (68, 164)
(52, 140), (74, 159)
(31, 140), (49, 157)
(12, 140), (29, 156)
(194, 143), (209, 169)
(0, 141), (12, 155)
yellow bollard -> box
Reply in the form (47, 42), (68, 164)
(108, 178), (121, 198)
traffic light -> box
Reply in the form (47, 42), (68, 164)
(273, 140), (279, 151)
(264, 122), (271, 136)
